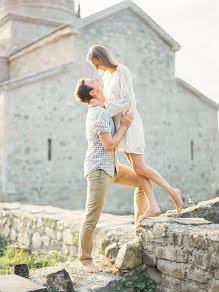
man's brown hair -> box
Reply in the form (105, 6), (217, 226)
(74, 78), (93, 103)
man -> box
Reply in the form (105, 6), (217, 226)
(74, 77), (152, 273)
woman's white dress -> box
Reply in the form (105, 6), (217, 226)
(100, 64), (145, 154)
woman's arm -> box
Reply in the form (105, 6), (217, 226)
(104, 65), (133, 117)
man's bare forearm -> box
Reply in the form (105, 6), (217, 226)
(110, 125), (128, 150)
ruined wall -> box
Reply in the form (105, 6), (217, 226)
(0, 198), (219, 291)
(0, 202), (134, 260)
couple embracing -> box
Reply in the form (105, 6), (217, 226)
(74, 45), (183, 273)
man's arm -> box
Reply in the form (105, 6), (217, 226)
(99, 111), (133, 151)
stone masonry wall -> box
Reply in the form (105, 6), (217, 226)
(0, 201), (134, 260)
(9, 29), (73, 80)
(0, 198), (219, 291)
(137, 216), (219, 291)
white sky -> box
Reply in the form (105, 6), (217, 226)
(78, 0), (219, 106)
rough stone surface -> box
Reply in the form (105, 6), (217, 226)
(104, 242), (120, 263)
(166, 197), (219, 223)
(0, 202), (135, 259)
(0, 274), (47, 292)
(30, 258), (124, 292)
(136, 199), (219, 292)
(115, 239), (142, 270)
(1, 199), (219, 292)
(9, 264), (29, 278)
(46, 269), (75, 292)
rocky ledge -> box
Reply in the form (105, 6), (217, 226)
(0, 197), (219, 291)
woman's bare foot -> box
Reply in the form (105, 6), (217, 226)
(80, 261), (103, 273)
(169, 188), (183, 213)
(138, 205), (161, 224)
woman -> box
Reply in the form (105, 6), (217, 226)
(87, 45), (183, 223)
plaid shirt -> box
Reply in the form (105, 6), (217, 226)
(84, 106), (117, 177)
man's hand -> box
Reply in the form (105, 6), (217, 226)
(120, 110), (134, 129)
(90, 99), (105, 108)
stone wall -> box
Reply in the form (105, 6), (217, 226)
(0, 0), (76, 23)
(103, 197), (219, 292)
(0, 198), (219, 291)
(9, 27), (73, 80)
(138, 217), (219, 291)
(0, 201), (134, 260)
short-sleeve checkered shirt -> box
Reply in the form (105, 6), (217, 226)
(84, 106), (116, 177)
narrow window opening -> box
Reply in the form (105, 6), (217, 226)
(191, 140), (194, 160)
(48, 139), (52, 161)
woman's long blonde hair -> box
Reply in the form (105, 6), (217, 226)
(87, 45), (118, 70)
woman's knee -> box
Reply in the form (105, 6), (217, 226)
(133, 163), (146, 175)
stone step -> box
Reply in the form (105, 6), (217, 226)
(30, 258), (124, 292)
(0, 274), (47, 292)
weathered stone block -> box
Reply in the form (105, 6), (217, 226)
(32, 232), (42, 249)
(143, 252), (157, 266)
(43, 215), (58, 229)
(4, 224), (10, 237)
(153, 224), (167, 238)
(182, 282), (202, 292)
(210, 279), (219, 292)
(157, 260), (186, 279)
(22, 215), (33, 228)
(37, 217), (44, 228)
(169, 218), (212, 225)
(9, 264), (29, 278)
(69, 245), (78, 257)
(115, 239), (142, 270)
(57, 230), (63, 241)
(41, 235), (50, 248)
(156, 246), (188, 263)
(189, 233), (208, 250)
(161, 274), (183, 290)
(187, 268), (211, 283)
(22, 232), (32, 246)
(50, 239), (62, 250)
(145, 266), (162, 284)
(0, 274), (47, 291)
(193, 251), (210, 270)
(46, 269), (75, 292)
(105, 242), (120, 263)
(10, 227), (17, 241)
(57, 220), (64, 231)
(13, 218), (23, 232)
(45, 227), (56, 239)
(62, 244), (69, 256)
(208, 255), (219, 269)
(169, 231), (184, 246)
(63, 228), (74, 245)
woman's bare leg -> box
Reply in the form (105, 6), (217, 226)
(124, 152), (161, 223)
(136, 174), (161, 222)
(130, 153), (183, 220)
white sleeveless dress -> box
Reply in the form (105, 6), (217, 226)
(99, 64), (145, 154)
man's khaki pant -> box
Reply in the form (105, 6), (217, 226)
(78, 163), (148, 264)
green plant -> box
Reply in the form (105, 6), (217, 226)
(114, 266), (157, 292)
(0, 236), (77, 275)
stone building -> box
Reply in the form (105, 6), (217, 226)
(0, 0), (218, 213)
